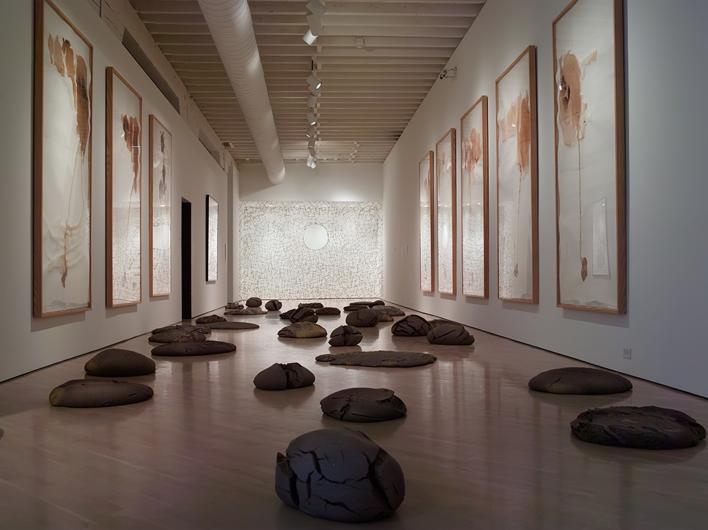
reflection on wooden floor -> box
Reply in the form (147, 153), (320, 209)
(0, 300), (706, 529)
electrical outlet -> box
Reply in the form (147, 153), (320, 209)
(623, 348), (632, 360)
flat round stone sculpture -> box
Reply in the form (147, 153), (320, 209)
(328, 325), (363, 347)
(343, 305), (360, 312)
(246, 297), (263, 307)
(317, 350), (436, 368)
(427, 324), (475, 346)
(346, 308), (378, 327)
(321, 388), (407, 423)
(149, 328), (209, 343)
(571, 406), (706, 450)
(529, 367), (633, 395)
(280, 309), (296, 320)
(372, 305), (406, 317)
(49, 379), (153, 408)
(265, 299), (282, 311)
(275, 429), (405, 523)
(151, 324), (210, 335)
(253, 363), (315, 390)
(84, 349), (156, 377)
(151, 341), (236, 357)
(224, 307), (267, 316)
(278, 322), (327, 339)
(428, 319), (455, 329)
(207, 321), (259, 331)
(195, 314), (226, 324)
(290, 307), (318, 323)
(316, 307), (341, 316)
(226, 302), (244, 310)
(391, 315), (431, 337)
(298, 302), (324, 309)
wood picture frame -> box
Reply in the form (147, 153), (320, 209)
(435, 128), (457, 296)
(460, 95), (489, 299)
(495, 46), (539, 304)
(148, 115), (172, 298)
(206, 194), (218, 283)
(106, 67), (143, 308)
(419, 150), (435, 293)
(33, 0), (93, 318)
(553, 0), (627, 314)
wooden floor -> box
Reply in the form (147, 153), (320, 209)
(1, 301), (706, 530)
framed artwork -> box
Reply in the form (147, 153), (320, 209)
(33, 0), (93, 318)
(436, 129), (457, 295)
(206, 194), (218, 282)
(496, 46), (539, 304)
(106, 67), (142, 307)
(460, 96), (489, 299)
(149, 115), (172, 298)
(419, 151), (435, 293)
(553, 0), (626, 313)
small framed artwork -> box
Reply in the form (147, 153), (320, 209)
(460, 96), (489, 299)
(149, 115), (172, 298)
(419, 151), (435, 293)
(496, 46), (539, 304)
(436, 129), (457, 296)
(106, 67), (142, 307)
(206, 194), (218, 282)
(553, 0), (626, 313)
(33, 0), (93, 317)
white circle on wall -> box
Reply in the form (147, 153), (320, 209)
(303, 224), (329, 250)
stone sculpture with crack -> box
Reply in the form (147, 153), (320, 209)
(320, 388), (407, 422)
(275, 428), (405, 522)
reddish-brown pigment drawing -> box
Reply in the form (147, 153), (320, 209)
(47, 34), (91, 288)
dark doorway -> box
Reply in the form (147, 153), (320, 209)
(181, 199), (192, 320)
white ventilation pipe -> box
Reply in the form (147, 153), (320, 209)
(197, 0), (285, 184)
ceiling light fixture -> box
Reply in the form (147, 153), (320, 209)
(303, 0), (326, 46)
(307, 72), (322, 91)
(307, 111), (317, 126)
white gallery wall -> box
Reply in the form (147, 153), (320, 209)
(383, 0), (708, 397)
(0, 0), (230, 381)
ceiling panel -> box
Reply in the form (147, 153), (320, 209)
(130, 0), (485, 163)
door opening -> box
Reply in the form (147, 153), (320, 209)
(181, 199), (192, 320)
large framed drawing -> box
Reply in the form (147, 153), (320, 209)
(206, 195), (218, 282)
(106, 67), (142, 307)
(33, 0), (93, 317)
(419, 151), (435, 293)
(149, 116), (171, 298)
(436, 129), (457, 296)
(553, 0), (626, 313)
(460, 96), (489, 299)
(496, 46), (539, 304)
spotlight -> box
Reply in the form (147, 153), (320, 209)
(307, 155), (317, 169)
(307, 72), (322, 91)
(303, 0), (325, 45)
(307, 111), (317, 126)
(303, 29), (317, 46)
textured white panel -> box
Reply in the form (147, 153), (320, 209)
(240, 201), (382, 299)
